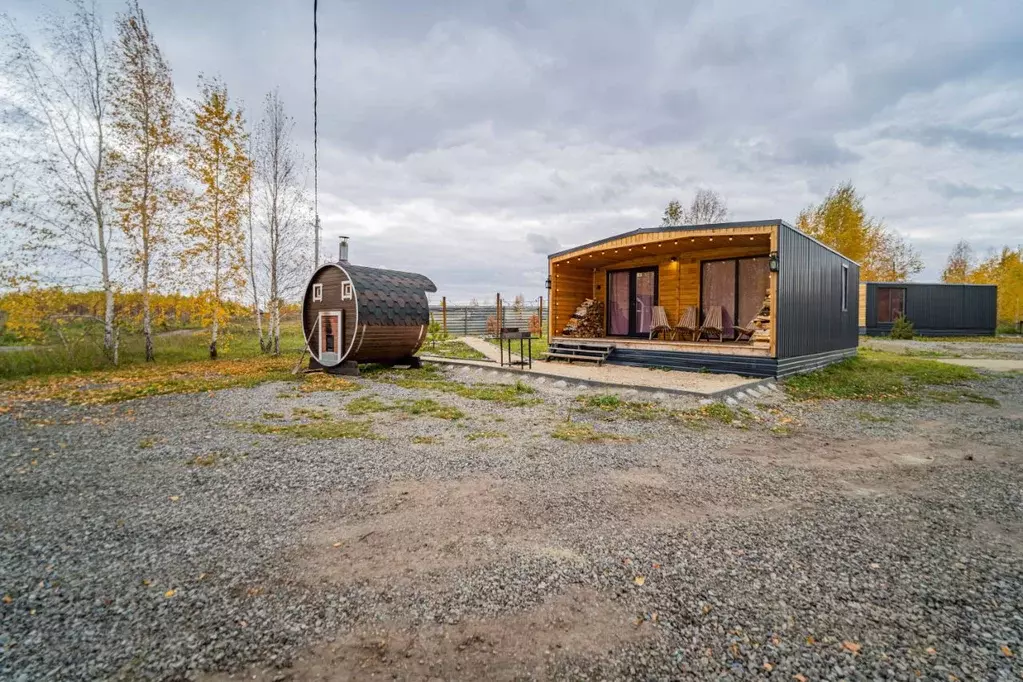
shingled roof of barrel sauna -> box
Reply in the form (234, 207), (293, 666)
(302, 261), (437, 373)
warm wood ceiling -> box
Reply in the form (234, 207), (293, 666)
(552, 231), (772, 270)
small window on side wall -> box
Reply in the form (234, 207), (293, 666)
(312, 283), (323, 302)
(841, 264), (849, 311)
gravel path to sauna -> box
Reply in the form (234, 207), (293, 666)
(2, 366), (1023, 680)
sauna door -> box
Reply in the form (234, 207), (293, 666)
(319, 311), (343, 365)
(606, 267), (658, 337)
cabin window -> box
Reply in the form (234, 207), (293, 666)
(841, 265), (849, 311)
(342, 281), (353, 301)
(877, 287), (906, 323)
(700, 256), (770, 339)
(312, 283), (323, 302)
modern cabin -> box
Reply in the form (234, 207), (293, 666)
(547, 220), (859, 378)
(858, 282), (997, 337)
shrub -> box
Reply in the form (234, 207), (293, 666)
(889, 314), (915, 340)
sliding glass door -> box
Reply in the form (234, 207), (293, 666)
(606, 267), (658, 337)
(700, 256), (770, 339)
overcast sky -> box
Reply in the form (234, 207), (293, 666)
(7, 0), (1023, 302)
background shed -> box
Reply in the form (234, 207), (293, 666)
(858, 282), (997, 336)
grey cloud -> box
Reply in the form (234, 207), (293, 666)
(885, 126), (1023, 152)
(526, 232), (560, 255)
(930, 181), (1023, 201)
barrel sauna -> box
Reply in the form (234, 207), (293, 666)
(302, 261), (437, 374)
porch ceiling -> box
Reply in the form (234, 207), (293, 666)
(552, 230), (772, 270)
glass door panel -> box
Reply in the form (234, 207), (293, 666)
(608, 271), (630, 335)
(635, 270), (655, 335)
(701, 260), (736, 338)
(737, 257), (770, 328)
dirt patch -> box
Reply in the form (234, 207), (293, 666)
(202, 588), (653, 681)
(297, 470), (791, 586)
(725, 434), (1007, 472)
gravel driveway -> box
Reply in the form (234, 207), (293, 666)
(2, 365), (1023, 680)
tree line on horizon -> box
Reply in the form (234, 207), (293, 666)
(0, 0), (312, 363)
(661, 183), (1021, 326)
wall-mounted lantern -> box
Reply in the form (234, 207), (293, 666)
(768, 251), (780, 272)
(545, 276), (552, 290)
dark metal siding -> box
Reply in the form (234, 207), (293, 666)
(863, 283), (997, 335)
(606, 347), (857, 378)
(776, 224), (860, 358)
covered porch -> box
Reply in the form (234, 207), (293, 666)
(548, 221), (779, 361)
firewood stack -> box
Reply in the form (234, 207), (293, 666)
(751, 293), (771, 349)
(562, 299), (605, 337)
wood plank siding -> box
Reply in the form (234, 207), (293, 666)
(549, 224), (776, 353)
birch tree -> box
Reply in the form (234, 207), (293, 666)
(1, 0), (118, 360)
(684, 188), (729, 224)
(183, 77), (250, 359)
(254, 88), (308, 355)
(108, 0), (181, 362)
(246, 140), (266, 352)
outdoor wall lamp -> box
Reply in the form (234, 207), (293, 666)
(545, 276), (552, 290)
(670, 256), (678, 263)
(768, 251), (780, 272)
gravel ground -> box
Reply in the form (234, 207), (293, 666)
(2, 364), (1023, 681)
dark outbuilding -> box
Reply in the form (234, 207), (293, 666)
(302, 240), (437, 374)
(858, 282), (998, 337)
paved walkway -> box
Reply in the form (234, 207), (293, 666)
(936, 358), (1023, 372)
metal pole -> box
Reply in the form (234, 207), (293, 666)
(441, 297), (447, 336)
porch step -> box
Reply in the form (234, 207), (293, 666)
(542, 340), (615, 366)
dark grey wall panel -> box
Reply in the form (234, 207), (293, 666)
(608, 349), (777, 378)
(775, 223), (860, 358)
(862, 283), (996, 334)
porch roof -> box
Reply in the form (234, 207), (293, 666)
(548, 219), (781, 261)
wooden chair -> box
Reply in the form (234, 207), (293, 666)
(649, 306), (671, 340)
(733, 315), (757, 343)
(674, 305), (699, 341)
(699, 305), (725, 342)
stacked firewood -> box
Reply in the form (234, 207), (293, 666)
(751, 294), (771, 349)
(562, 299), (605, 337)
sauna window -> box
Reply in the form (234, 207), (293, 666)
(341, 281), (353, 301)
(312, 283), (323, 302)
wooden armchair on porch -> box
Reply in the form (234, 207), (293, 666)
(699, 305), (726, 342)
(733, 315), (757, 343)
(649, 306), (672, 340)
(674, 305), (699, 341)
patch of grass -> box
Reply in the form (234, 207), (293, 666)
(138, 437), (161, 449)
(901, 348), (961, 358)
(398, 398), (465, 420)
(411, 435), (442, 445)
(925, 389), (999, 406)
(466, 430), (506, 441)
(345, 396), (391, 415)
(262, 411), (285, 420)
(233, 418), (379, 440)
(770, 424), (793, 437)
(575, 393), (662, 420)
(551, 420), (629, 443)
(298, 373), (360, 393)
(0, 355), (301, 410)
(292, 407), (330, 420)
(419, 340), (488, 360)
(387, 372), (540, 406)
(0, 319), (306, 380)
(912, 335), (1021, 344)
(701, 402), (736, 424)
(188, 452), (222, 467)
(487, 335), (549, 359)
(784, 349), (980, 402)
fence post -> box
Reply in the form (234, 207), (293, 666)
(496, 293), (502, 334)
(538, 296), (543, 337)
(441, 297), (447, 335)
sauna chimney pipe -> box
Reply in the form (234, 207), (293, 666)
(338, 236), (349, 263)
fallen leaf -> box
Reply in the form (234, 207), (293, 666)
(2, 595), (12, 604)
(794, 674), (807, 682)
(1001, 645), (1014, 657)
(806, 635), (815, 645)
(764, 662), (774, 671)
(843, 641), (862, 654)
(197, 573), (208, 581)
(926, 647), (937, 655)
(869, 563), (881, 569)
(702, 604), (713, 615)
(169, 495), (180, 502)
(164, 589), (176, 598)
(332, 542), (343, 548)
(633, 575), (645, 586)
(652, 562), (661, 569)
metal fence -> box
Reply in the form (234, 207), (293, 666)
(429, 305), (541, 337)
